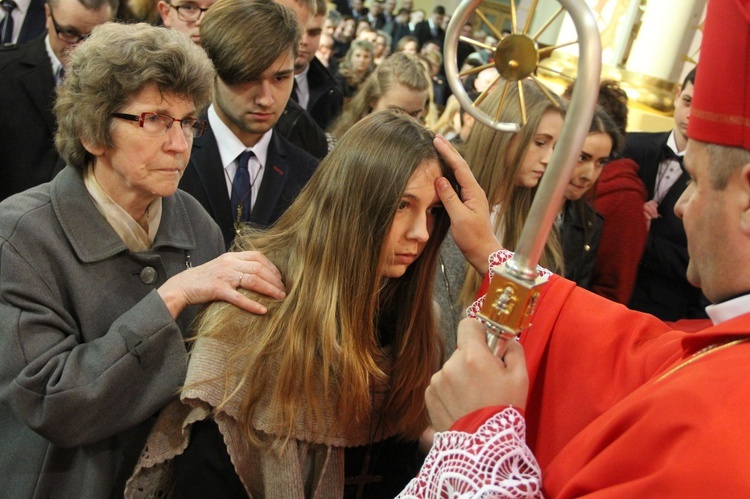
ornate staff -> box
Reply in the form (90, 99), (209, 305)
(443, 0), (602, 355)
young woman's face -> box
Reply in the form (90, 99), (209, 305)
(380, 159), (442, 278)
(351, 48), (372, 73)
(372, 82), (428, 121)
(564, 132), (613, 200)
(515, 110), (564, 188)
(402, 40), (418, 55)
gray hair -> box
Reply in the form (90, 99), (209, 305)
(54, 23), (215, 170)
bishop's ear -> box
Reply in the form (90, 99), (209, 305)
(738, 162), (750, 236)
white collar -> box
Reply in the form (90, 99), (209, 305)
(666, 130), (684, 157)
(706, 294), (750, 325)
(7, 0), (30, 15)
(296, 63), (310, 79)
(208, 104), (272, 169)
(44, 34), (64, 82)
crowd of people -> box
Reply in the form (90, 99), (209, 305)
(2, 0), (749, 496)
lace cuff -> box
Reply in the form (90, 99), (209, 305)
(397, 407), (542, 498)
(467, 250), (553, 319)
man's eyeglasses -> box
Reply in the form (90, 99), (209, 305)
(111, 112), (207, 138)
(168, 3), (210, 22)
(48, 7), (91, 44)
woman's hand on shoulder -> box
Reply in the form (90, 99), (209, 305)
(158, 251), (286, 319)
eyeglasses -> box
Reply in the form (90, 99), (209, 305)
(111, 112), (207, 138)
(48, 7), (91, 44)
(168, 3), (210, 22)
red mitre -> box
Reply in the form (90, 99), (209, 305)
(689, 0), (750, 150)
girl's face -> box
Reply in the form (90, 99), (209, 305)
(380, 159), (442, 278)
(374, 35), (387, 57)
(351, 48), (372, 73)
(372, 82), (428, 121)
(402, 40), (418, 55)
(564, 132), (613, 200)
(515, 110), (564, 188)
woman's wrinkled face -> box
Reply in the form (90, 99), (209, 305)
(87, 85), (196, 209)
(380, 159), (443, 278)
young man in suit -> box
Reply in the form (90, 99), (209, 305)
(413, 4), (444, 49)
(293, 0), (343, 131)
(0, 0), (115, 201)
(623, 68), (707, 320)
(179, 0), (318, 248)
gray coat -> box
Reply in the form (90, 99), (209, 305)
(0, 167), (224, 498)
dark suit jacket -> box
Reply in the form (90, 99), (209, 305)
(623, 131), (707, 320)
(17, 0), (47, 45)
(303, 57), (343, 131)
(179, 120), (318, 248)
(384, 20), (411, 48)
(0, 36), (64, 201)
(414, 19), (444, 49)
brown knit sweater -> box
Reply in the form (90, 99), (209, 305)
(125, 334), (398, 498)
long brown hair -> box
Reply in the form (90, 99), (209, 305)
(194, 110), (451, 446)
(458, 81), (565, 306)
(330, 52), (429, 139)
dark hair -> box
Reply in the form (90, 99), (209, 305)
(433, 5), (445, 15)
(590, 105), (624, 158)
(682, 66), (697, 89)
(596, 80), (628, 136)
(563, 78), (629, 140)
(49, 0), (119, 14)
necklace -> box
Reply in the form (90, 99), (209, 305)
(655, 336), (750, 382)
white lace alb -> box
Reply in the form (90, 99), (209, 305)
(397, 407), (542, 498)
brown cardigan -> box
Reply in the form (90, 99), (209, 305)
(125, 334), (399, 498)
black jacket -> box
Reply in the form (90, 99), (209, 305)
(623, 131), (707, 320)
(298, 57), (344, 131)
(560, 200), (603, 290)
(0, 36), (65, 200)
(276, 98), (329, 160)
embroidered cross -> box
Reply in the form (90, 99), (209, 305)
(344, 448), (382, 499)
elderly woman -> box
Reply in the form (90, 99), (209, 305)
(0, 22), (284, 498)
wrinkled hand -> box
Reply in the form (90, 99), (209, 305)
(425, 318), (529, 432)
(644, 200), (659, 230)
(158, 251), (286, 318)
(433, 135), (501, 275)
